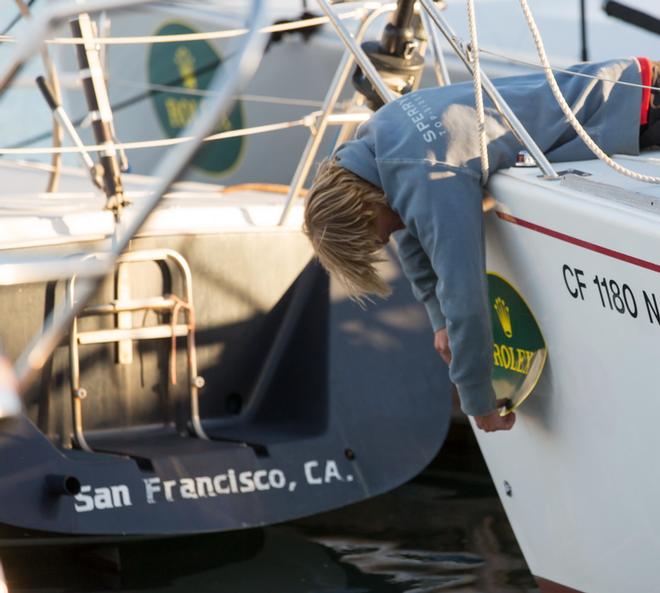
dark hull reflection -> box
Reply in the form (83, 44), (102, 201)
(1, 425), (538, 593)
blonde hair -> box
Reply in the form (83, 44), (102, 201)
(304, 158), (391, 303)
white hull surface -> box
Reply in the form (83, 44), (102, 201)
(481, 152), (660, 593)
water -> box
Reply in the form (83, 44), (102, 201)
(1, 424), (539, 593)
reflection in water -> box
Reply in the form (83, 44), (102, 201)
(295, 468), (538, 593)
(310, 537), (482, 590)
(1, 427), (538, 593)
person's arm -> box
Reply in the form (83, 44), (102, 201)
(420, 170), (496, 417)
(384, 163), (497, 417)
(394, 229), (445, 332)
(394, 230), (454, 365)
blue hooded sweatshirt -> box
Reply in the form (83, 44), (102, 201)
(334, 58), (643, 416)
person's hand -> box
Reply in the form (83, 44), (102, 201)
(433, 328), (451, 364)
(474, 399), (516, 432)
(434, 330), (513, 432)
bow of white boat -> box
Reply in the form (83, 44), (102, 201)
(477, 150), (660, 593)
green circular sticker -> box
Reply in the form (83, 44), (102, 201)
(488, 273), (547, 414)
(148, 22), (244, 175)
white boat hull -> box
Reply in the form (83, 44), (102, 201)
(480, 153), (660, 593)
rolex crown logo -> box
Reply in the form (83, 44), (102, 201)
(174, 46), (198, 90)
(494, 297), (513, 338)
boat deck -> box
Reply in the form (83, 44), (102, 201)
(81, 425), (254, 464)
(0, 160), (304, 250)
(497, 150), (660, 216)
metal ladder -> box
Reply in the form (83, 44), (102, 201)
(68, 249), (208, 452)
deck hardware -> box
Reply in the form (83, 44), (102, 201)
(557, 169), (591, 177)
(538, 169), (591, 181)
(71, 14), (126, 220)
(68, 249), (209, 452)
(316, 0), (396, 106)
(45, 474), (81, 497)
(514, 150), (536, 167)
(351, 0), (425, 110)
(35, 75), (103, 189)
(345, 448), (356, 460)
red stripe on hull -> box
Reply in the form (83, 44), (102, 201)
(536, 576), (586, 593)
(495, 211), (660, 273)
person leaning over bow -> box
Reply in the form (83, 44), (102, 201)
(304, 57), (660, 433)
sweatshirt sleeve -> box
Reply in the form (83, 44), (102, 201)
(394, 229), (446, 331)
(383, 161), (497, 416)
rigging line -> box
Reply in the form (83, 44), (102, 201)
(518, 0), (660, 184)
(0, 117), (313, 155)
(216, 93), (322, 108)
(9, 52), (230, 149)
(10, 1), (344, 152)
(479, 48), (660, 93)
(111, 79), (325, 107)
(0, 111), (366, 156)
(0, 4), (384, 45)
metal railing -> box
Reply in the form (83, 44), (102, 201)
(1, 0), (268, 397)
(68, 249), (208, 450)
(0, 0), (565, 409)
(0, 0), (155, 95)
(279, 0), (560, 228)
(279, 1), (399, 225)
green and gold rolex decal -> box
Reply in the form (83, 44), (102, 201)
(488, 273), (547, 415)
(148, 22), (244, 175)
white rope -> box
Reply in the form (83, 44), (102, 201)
(518, 0), (660, 184)
(466, 0), (489, 185)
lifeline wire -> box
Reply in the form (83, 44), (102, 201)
(0, 3), (395, 45)
(0, 111), (368, 156)
(0, 119), (310, 155)
(112, 78), (324, 107)
(478, 48), (660, 94)
(3, 5), (380, 150)
(518, 0), (660, 184)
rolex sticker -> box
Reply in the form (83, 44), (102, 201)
(488, 273), (547, 415)
(148, 22), (245, 175)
